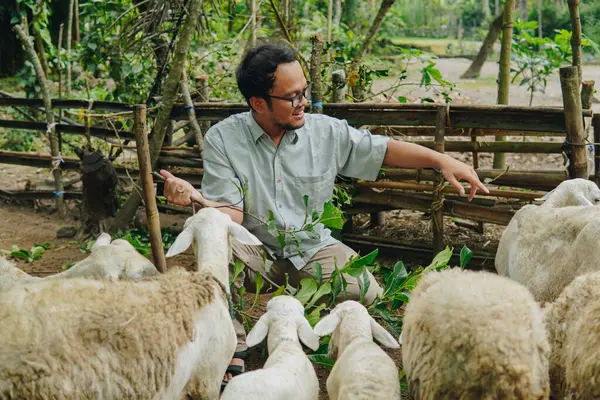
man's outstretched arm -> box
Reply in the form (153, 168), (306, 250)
(382, 140), (489, 201)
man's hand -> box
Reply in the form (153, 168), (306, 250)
(437, 155), (490, 201)
(160, 169), (205, 207)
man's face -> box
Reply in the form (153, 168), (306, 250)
(264, 61), (309, 131)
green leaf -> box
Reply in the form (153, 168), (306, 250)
(306, 281), (332, 309)
(313, 262), (323, 285)
(30, 245), (46, 260)
(353, 249), (379, 267)
(383, 261), (408, 296)
(303, 194), (309, 211)
(132, 63), (143, 74)
(267, 210), (279, 239)
(307, 353), (335, 369)
(231, 259), (245, 283)
(250, 273), (264, 310)
(359, 268), (371, 304)
(272, 283), (287, 297)
(424, 246), (453, 272)
(295, 278), (318, 306)
(397, 96), (407, 103)
(306, 303), (327, 327)
(319, 201), (345, 230)
(460, 245), (473, 269)
(277, 233), (287, 248)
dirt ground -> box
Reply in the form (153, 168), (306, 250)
(0, 56), (593, 397)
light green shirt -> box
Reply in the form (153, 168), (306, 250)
(201, 111), (390, 270)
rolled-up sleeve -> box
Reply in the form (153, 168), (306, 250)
(200, 128), (245, 207)
(336, 119), (390, 181)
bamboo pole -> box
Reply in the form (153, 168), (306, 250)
(594, 114), (600, 183)
(74, 0), (80, 43)
(567, 0), (583, 86)
(309, 33), (324, 114)
(327, 0), (333, 43)
(133, 105), (167, 273)
(66, 0), (75, 97)
(432, 105), (447, 253)
(354, 181), (547, 200)
(560, 66), (587, 179)
(194, 73), (210, 155)
(13, 23), (65, 216)
(494, 0), (515, 169)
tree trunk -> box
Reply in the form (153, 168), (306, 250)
(250, 0), (257, 47)
(309, 33), (324, 113)
(333, 0), (341, 26)
(32, 6), (49, 78)
(493, 0), (516, 169)
(568, 0), (583, 86)
(495, 0), (500, 16)
(14, 23), (65, 216)
(520, 0), (528, 21)
(538, 0), (543, 37)
(327, 0), (333, 43)
(110, 0), (204, 231)
(460, 13), (503, 79)
(228, 0), (236, 33)
(74, 0), (80, 42)
(66, 0), (75, 96)
(482, 0), (492, 18)
(348, 0), (396, 100)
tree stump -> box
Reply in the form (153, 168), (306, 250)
(75, 148), (118, 238)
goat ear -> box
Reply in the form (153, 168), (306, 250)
(246, 313), (270, 347)
(298, 318), (320, 351)
(313, 311), (341, 336)
(92, 233), (112, 249)
(370, 317), (400, 349)
(228, 222), (262, 246)
(166, 228), (194, 257)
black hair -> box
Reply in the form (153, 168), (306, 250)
(236, 42), (298, 106)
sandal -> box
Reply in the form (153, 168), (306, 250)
(220, 350), (248, 393)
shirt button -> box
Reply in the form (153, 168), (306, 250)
(279, 204), (283, 208)
(277, 178), (281, 183)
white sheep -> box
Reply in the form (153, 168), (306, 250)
(0, 207), (262, 400)
(313, 300), (401, 400)
(495, 201), (600, 303)
(0, 232), (159, 291)
(401, 268), (550, 400)
(543, 271), (600, 399)
(220, 295), (320, 400)
(537, 178), (600, 208)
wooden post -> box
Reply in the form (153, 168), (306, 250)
(594, 114), (600, 183)
(560, 66), (587, 179)
(133, 105), (167, 273)
(309, 33), (324, 114)
(567, 0), (583, 86)
(432, 105), (447, 254)
(332, 69), (346, 103)
(470, 128), (484, 233)
(581, 80), (595, 109)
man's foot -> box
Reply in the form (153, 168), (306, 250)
(220, 351), (247, 393)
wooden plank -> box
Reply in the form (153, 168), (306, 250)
(380, 167), (567, 190)
(369, 126), (566, 137)
(0, 189), (82, 201)
(407, 140), (563, 153)
(0, 98), (135, 112)
(0, 119), (135, 140)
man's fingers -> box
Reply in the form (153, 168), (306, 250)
(160, 169), (175, 180)
(446, 175), (465, 196)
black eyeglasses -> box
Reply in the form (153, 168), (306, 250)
(265, 82), (312, 108)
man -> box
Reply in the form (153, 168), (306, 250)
(161, 42), (489, 389)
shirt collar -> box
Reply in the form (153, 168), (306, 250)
(246, 111), (300, 145)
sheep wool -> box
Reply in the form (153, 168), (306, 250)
(544, 271), (600, 400)
(402, 268), (550, 400)
(0, 267), (234, 400)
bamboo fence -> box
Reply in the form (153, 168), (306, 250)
(0, 74), (595, 253)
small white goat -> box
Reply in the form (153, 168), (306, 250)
(313, 300), (401, 400)
(537, 178), (600, 208)
(0, 232), (159, 291)
(220, 295), (321, 400)
(0, 207), (261, 400)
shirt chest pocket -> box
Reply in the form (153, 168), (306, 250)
(293, 168), (337, 215)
